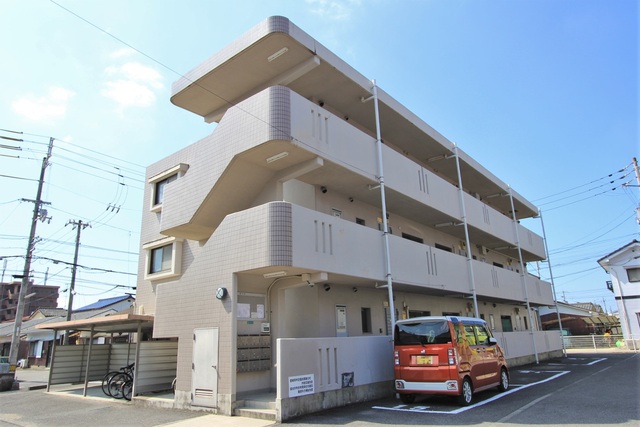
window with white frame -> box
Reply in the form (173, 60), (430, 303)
(627, 267), (640, 283)
(148, 163), (189, 212)
(143, 237), (183, 281)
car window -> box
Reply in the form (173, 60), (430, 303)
(395, 321), (452, 345)
(475, 324), (489, 345)
(464, 324), (477, 346)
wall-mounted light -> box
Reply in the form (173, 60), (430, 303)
(216, 287), (228, 300)
(266, 151), (289, 163)
(263, 271), (287, 278)
(324, 284), (331, 292)
(267, 47), (289, 62)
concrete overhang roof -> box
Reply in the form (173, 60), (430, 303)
(36, 313), (154, 334)
(171, 15), (537, 220)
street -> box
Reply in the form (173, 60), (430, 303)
(0, 352), (638, 427)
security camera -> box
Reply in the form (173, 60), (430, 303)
(321, 186), (327, 193)
(307, 281), (314, 287)
(349, 197), (354, 202)
(324, 284), (331, 292)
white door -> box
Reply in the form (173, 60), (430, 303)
(192, 328), (219, 407)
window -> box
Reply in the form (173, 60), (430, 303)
(627, 268), (640, 282)
(148, 163), (189, 212)
(474, 324), (489, 345)
(402, 233), (423, 244)
(154, 174), (177, 206)
(409, 310), (431, 318)
(435, 243), (452, 252)
(361, 307), (372, 334)
(464, 325), (477, 345)
(143, 237), (183, 281)
(150, 244), (173, 274)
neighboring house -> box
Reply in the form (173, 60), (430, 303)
(539, 301), (620, 335)
(0, 295), (135, 367)
(598, 240), (640, 345)
(0, 281), (59, 322)
(134, 17), (562, 420)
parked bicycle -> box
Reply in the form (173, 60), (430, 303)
(101, 363), (134, 399)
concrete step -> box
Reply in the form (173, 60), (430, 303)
(234, 407), (276, 421)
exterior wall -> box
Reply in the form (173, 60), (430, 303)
(137, 84), (557, 416)
(275, 332), (561, 421)
(0, 282), (59, 322)
(608, 264), (640, 340)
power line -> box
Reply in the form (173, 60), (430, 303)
(532, 163), (632, 203)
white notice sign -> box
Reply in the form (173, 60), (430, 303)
(288, 374), (314, 397)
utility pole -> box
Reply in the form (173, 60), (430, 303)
(63, 219), (90, 345)
(9, 137), (54, 369)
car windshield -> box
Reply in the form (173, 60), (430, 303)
(395, 320), (452, 345)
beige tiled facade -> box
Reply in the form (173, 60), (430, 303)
(136, 17), (561, 420)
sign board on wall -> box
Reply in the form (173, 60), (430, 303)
(288, 374), (314, 397)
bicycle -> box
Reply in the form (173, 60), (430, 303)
(101, 363), (134, 399)
(120, 377), (133, 401)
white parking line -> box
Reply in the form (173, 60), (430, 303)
(373, 371), (569, 414)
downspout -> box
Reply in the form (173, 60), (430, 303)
(453, 144), (479, 318)
(538, 209), (566, 356)
(508, 187), (539, 364)
(368, 80), (396, 336)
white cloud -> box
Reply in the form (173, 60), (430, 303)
(109, 47), (136, 59)
(11, 86), (75, 123)
(102, 62), (163, 110)
(102, 79), (157, 108)
(306, 0), (361, 21)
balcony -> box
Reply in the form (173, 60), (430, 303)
(226, 202), (554, 306)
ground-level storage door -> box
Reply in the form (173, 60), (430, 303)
(192, 328), (219, 407)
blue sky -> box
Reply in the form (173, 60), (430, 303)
(0, 0), (637, 314)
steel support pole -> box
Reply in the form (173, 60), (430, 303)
(538, 210), (567, 356)
(371, 81), (396, 335)
(453, 145), (479, 318)
(509, 188), (538, 363)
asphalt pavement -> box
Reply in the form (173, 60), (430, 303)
(1, 351), (638, 427)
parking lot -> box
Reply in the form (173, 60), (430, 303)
(1, 352), (638, 427)
(288, 352), (639, 426)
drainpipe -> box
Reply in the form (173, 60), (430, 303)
(369, 80), (396, 336)
(508, 187), (539, 364)
(538, 209), (567, 356)
(453, 144), (479, 318)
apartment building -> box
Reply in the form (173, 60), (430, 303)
(136, 16), (561, 420)
(0, 281), (59, 322)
